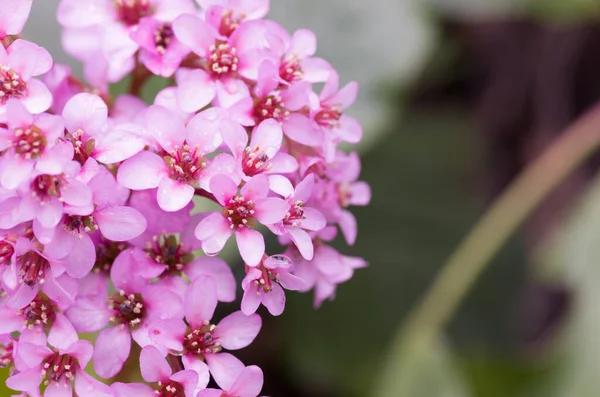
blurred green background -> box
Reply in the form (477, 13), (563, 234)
(7, 0), (600, 396)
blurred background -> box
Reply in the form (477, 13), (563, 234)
(13, 0), (600, 396)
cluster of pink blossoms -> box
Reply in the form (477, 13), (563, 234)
(0, 0), (371, 396)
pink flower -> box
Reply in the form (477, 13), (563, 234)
(268, 174), (326, 260)
(241, 254), (305, 316)
(6, 314), (114, 397)
(62, 93), (146, 164)
(139, 345), (201, 397)
(221, 118), (297, 180)
(117, 105), (224, 212)
(0, 100), (64, 191)
(42, 63), (86, 114)
(0, 0), (33, 39)
(197, 364), (264, 397)
(0, 40), (53, 116)
(149, 275), (261, 384)
(200, 0), (270, 37)
(194, 174), (289, 266)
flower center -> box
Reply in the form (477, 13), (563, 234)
(0, 240), (14, 265)
(95, 240), (128, 273)
(164, 144), (206, 185)
(66, 129), (95, 164)
(242, 146), (271, 177)
(13, 125), (46, 160)
(338, 183), (352, 207)
(18, 251), (49, 287)
(0, 341), (13, 368)
(315, 106), (341, 129)
(154, 23), (174, 54)
(218, 9), (243, 37)
(146, 234), (193, 274)
(183, 322), (221, 356)
(279, 57), (303, 84)
(0, 65), (26, 104)
(62, 215), (98, 235)
(31, 174), (64, 202)
(18, 293), (58, 329)
(42, 353), (77, 384)
(254, 95), (289, 123)
(108, 291), (145, 329)
(156, 380), (185, 397)
(113, 0), (153, 26)
(221, 195), (255, 230)
(283, 201), (305, 227)
(207, 43), (238, 76)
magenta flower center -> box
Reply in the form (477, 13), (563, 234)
(183, 323), (222, 356)
(0, 240), (14, 265)
(253, 264), (275, 293)
(113, 0), (153, 26)
(338, 183), (352, 207)
(18, 250), (49, 287)
(66, 129), (95, 164)
(146, 234), (192, 274)
(19, 294), (58, 329)
(207, 43), (238, 76)
(13, 125), (46, 160)
(242, 146), (271, 177)
(0, 342), (13, 368)
(165, 144), (206, 185)
(31, 174), (64, 201)
(254, 95), (289, 123)
(108, 291), (145, 329)
(154, 23), (174, 55)
(283, 201), (305, 227)
(218, 9), (243, 37)
(315, 106), (342, 129)
(0, 65), (26, 104)
(42, 352), (77, 384)
(279, 57), (303, 84)
(95, 240), (128, 273)
(222, 195), (255, 230)
(156, 380), (185, 397)
(63, 215), (98, 235)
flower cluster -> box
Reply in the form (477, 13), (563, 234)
(0, 0), (370, 395)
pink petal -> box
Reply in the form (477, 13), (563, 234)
(94, 129), (147, 164)
(278, 272), (307, 291)
(330, 81), (359, 109)
(185, 111), (224, 154)
(195, 212), (233, 256)
(268, 175), (293, 198)
(253, 198), (289, 224)
(185, 275), (218, 327)
(181, 356), (210, 389)
(172, 14), (215, 57)
(0, 0), (32, 35)
(169, 370), (199, 397)
(254, 60), (278, 98)
(339, 209), (357, 246)
(0, 156), (33, 190)
(148, 318), (186, 352)
(185, 257), (236, 302)
(349, 181), (371, 206)
(64, 233), (96, 278)
(43, 227), (75, 260)
(111, 382), (155, 397)
(215, 311), (261, 350)
(261, 283), (286, 316)
(336, 115), (362, 143)
(57, 0), (111, 28)
(61, 179), (93, 207)
(240, 174), (269, 201)
(74, 371), (116, 397)
(16, 342), (52, 368)
(175, 68), (216, 113)
(293, 174), (314, 202)
(62, 93), (107, 136)
(93, 326), (132, 379)
(267, 152), (298, 174)
(96, 206), (147, 241)
(117, 151), (167, 190)
(288, 29), (316, 58)
(300, 207), (326, 231)
(197, 389), (223, 397)
(236, 229), (264, 266)
(36, 199), (63, 228)
(209, 174), (238, 206)
(229, 365), (264, 397)
(144, 105), (186, 152)
(143, 285), (184, 320)
(6, 98), (33, 126)
(250, 119), (282, 158)
(205, 352), (245, 391)
(287, 227), (314, 260)
(6, 368), (43, 395)
(220, 118), (248, 158)
(44, 381), (72, 397)
(48, 313), (78, 350)
(140, 345), (171, 383)
(300, 57), (332, 83)
(42, 273), (77, 308)
(283, 114), (322, 146)
(66, 298), (111, 333)
(8, 39), (53, 79)
(20, 78), (52, 114)
(62, 340), (93, 369)
(6, 283), (37, 309)
(0, 307), (22, 334)
(241, 287), (261, 315)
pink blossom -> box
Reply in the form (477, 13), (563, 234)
(200, 0), (270, 37)
(41, 63), (86, 114)
(6, 314), (114, 397)
(197, 364), (264, 397)
(241, 254), (305, 316)
(0, 0), (33, 39)
(194, 174), (289, 266)
(139, 345), (201, 397)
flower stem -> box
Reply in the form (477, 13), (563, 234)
(375, 101), (600, 397)
(194, 188), (218, 204)
(128, 56), (151, 96)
